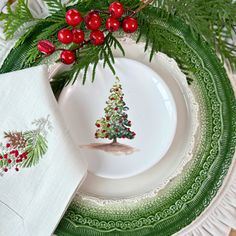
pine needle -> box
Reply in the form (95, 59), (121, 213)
(0, 0), (35, 39)
(51, 33), (125, 93)
(21, 131), (48, 168)
(44, 0), (66, 15)
(153, 0), (236, 70)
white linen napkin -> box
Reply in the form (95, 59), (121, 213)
(0, 65), (87, 236)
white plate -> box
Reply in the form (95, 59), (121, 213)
(59, 58), (177, 179)
(52, 38), (199, 198)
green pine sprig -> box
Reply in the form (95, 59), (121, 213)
(51, 32), (125, 95)
(44, 0), (66, 14)
(153, 0), (236, 70)
(21, 131), (48, 168)
(21, 21), (67, 67)
(20, 116), (52, 168)
(0, 0), (35, 40)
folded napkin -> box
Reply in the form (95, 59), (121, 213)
(0, 65), (87, 236)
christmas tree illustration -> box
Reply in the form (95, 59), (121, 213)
(95, 76), (136, 143)
(81, 77), (138, 155)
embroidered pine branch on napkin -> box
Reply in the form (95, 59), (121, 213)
(0, 65), (87, 236)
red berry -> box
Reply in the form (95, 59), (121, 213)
(115, 129), (119, 132)
(105, 135), (109, 138)
(109, 2), (124, 18)
(15, 167), (19, 172)
(122, 136), (125, 138)
(72, 29), (85, 44)
(107, 124), (111, 127)
(106, 117), (110, 120)
(102, 130), (106, 133)
(60, 50), (76, 65)
(15, 150), (19, 157)
(7, 159), (12, 164)
(4, 154), (8, 159)
(6, 143), (11, 148)
(58, 29), (73, 44)
(65, 9), (83, 27)
(122, 17), (138, 33)
(0, 155), (2, 160)
(96, 123), (101, 127)
(90, 30), (105, 45)
(132, 132), (136, 136)
(37, 40), (55, 55)
(3, 168), (8, 172)
(21, 153), (28, 160)
(85, 12), (102, 30)
(10, 150), (19, 157)
(106, 17), (120, 32)
(114, 107), (118, 111)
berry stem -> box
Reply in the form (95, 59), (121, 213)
(72, 39), (91, 52)
(93, 10), (110, 15)
(130, 0), (154, 17)
(55, 48), (66, 51)
(0, 0), (15, 13)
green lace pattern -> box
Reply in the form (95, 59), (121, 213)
(55, 17), (236, 236)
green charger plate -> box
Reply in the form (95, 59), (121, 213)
(0, 7), (236, 236)
(54, 14), (236, 236)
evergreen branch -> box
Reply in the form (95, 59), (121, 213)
(153, 0), (236, 70)
(51, 32), (125, 94)
(0, 0), (35, 39)
(44, 0), (66, 15)
(14, 25), (36, 47)
(21, 131), (48, 168)
(92, 61), (99, 82)
(109, 34), (125, 56)
(21, 21), (66, 67)
(130, 0), (154, 16)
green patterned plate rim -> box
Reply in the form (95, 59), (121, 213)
(0, 8), (236, 236)
(54, 14), (236, 236)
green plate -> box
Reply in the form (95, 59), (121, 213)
(1, 8), (236, 236)
(54, 16), (236, 236)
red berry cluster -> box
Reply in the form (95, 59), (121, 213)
(0, 143), (28, 173)
(37, 2), (138, 65)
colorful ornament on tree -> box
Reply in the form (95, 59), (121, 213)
(95, 76), (136, 143)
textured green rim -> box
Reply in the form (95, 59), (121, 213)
(0, 8), (235, 236)
(54, 15), (236, 236)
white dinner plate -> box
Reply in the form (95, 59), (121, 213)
(59, 57), (177, 179)
(51, 38), (199, 198)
